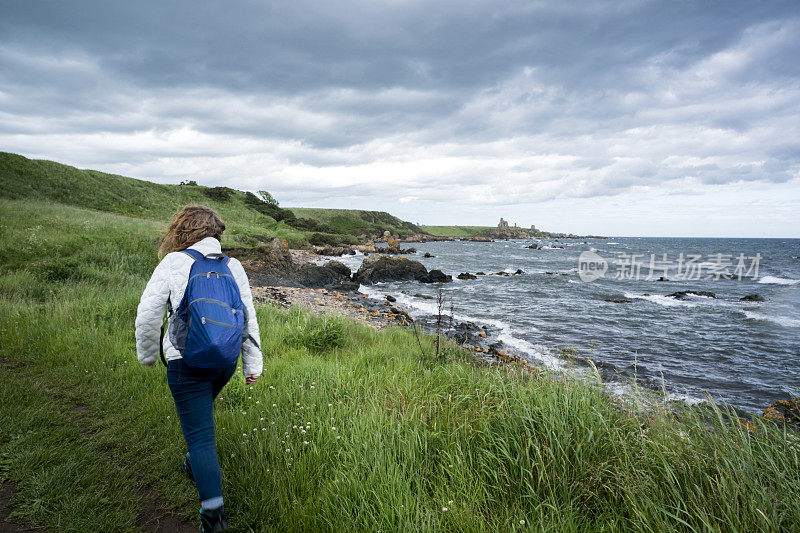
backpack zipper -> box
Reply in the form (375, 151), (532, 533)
(201, 316), (236, 329)
(188, 297), (239, 312)
(188, 271), (234, 282)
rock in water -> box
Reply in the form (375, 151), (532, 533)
(420, 269), (452, 283)
(324, 260), (351, 278)
(352, 255), (428, 284)
(666, 290), (716, 300)
(457, 272), (478, 280)
(740, 293), (765, 302)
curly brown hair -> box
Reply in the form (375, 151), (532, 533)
(158, 205), (226, 259)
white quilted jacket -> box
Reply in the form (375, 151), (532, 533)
(135, 237), (263, 377)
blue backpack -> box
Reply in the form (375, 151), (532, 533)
(160, 249), (245, 369)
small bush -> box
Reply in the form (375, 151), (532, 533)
(289, 315), (347, 351)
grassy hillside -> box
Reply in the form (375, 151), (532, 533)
(289, 207), (423, 237)
(1, 198), (799, 530)
(420, 225), (495, 238)
(0, 152), (423, 247)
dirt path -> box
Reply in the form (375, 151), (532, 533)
(0, 483), (36, 532)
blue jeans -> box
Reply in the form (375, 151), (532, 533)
(167, 357), (237, 510)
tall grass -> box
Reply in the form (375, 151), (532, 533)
(0, 199), (799, 532)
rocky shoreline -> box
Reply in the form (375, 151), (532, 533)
(234, 238), (799, 426)
(230, 238), (536, 370)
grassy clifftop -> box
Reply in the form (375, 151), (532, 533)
(290, 207), (422, 238)
(420, 225), (495, 238)
(0, 152), (423, 247)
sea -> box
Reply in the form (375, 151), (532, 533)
(323, 237), (800, 414)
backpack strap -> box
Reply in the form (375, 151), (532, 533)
(181, 248), (204, 261)
(159, 299), (173, 367)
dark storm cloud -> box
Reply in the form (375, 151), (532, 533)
(1, 0), (799, 211)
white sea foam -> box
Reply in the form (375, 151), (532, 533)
(741, 311), (800, 328)
(357, 285), (566, 369)
(664, 392), (707, 406)
(624, 292), (698, 307)
(758, 276), (800, 285)
(606, 242), (620, 245)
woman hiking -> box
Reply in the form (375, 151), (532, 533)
(135, 205), (263, 532)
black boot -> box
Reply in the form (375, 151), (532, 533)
(182, 452), (196, 486)
(199, 506), (228, 532)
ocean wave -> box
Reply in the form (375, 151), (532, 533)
(606, 242), (620, 245)
(624, 292), (698, 307)
(741, 311), (800, 328)
(758, 276), (800, 285)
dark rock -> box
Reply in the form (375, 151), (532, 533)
(604, 298), (632, 303)
(385, 294), (397, 302)
(763, 397), (800, 428)
(423, 252), (434, 258)
(527, 243), (539, 249)
(319, 246), (354, 257)
(413, 293), (434, 300)
(476, 272), (486, 276)
(515, 269), (524, 275)
(457, 272), (478, 280)
(264, 238), (293, 268)
(296, 263), (351, 289)
(740, 294), (765, 302)
(667, 290), (716, 300)
(494, 271), (510, 276)
(352, 255), (428, 284)
(324, 260), (351, 278)
(324, 281), (360, 292)
(656, 277), (669, 282)
(419, 269), (452, 283)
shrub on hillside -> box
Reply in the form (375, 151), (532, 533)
(286, 217), (339, 233)
(204, 186), (235, 201)
(309, 232), (340, 246)
(244, 191), (295, 221)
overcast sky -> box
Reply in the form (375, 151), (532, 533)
(2, 0), (799, 237)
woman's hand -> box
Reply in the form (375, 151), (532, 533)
(245, 374), (259, 385)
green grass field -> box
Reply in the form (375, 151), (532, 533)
(1, 194), (799, 531)
(419, 226), (495, 238)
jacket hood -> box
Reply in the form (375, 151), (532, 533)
(188, 237), (222, 257)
